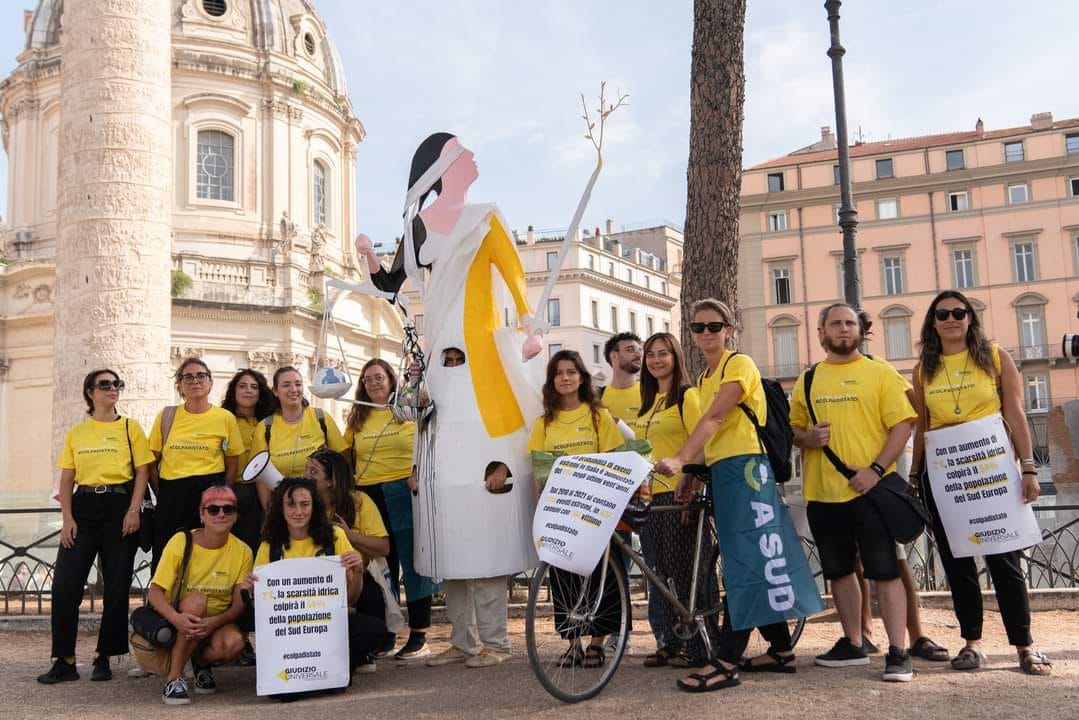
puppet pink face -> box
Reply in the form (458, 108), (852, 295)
(439, 138), (478, 192)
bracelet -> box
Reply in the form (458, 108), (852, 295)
(1021, 470), (1038, 476)
(1020, 458), (1035, 466)
(869, 462), (885, 478)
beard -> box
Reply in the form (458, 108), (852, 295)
(822, 334), (861, 356)
(620, 359), (642, 375)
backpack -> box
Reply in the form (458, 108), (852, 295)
(264, 407), (328, 445)
(714, 353), (795, 484)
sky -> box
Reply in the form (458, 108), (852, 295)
(2, 1), (1078, 247)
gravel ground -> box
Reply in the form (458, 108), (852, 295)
(4, 608), (1077, 720)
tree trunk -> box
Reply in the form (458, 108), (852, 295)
(680, 0), (747, 374)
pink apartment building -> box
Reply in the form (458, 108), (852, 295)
(737, 113), (1079, 438)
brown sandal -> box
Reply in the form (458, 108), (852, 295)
(1019, 649), (1052, 676)
(644, 647), (672, 668)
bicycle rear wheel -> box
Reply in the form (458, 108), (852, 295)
(525, 554), (630, 703)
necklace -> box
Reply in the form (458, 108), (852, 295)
(942, 353), (971, 416)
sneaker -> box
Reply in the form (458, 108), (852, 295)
(395, 636), (430, 660)
(162, 677), (191, 705)
(127, 665), (152, 678)
(91, 655), (112, 682)
(815, 637), (870, 668)
(37, 658), (79, 684)
(465, 647), (510, 668)
(603, 634), (619, 657)
(193, 667), (217, 695)
(426, 646), (471, 667)
(374, 633), (397, 658)
(883, 646), (914, 682)
(237, 640), (257, 667)
(355, 655), (377, 675)
(862, 636), (881, 655)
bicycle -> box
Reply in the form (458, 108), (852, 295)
(525, 464), (806, 703)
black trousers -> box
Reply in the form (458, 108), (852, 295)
(232, 482), (263, 554)
(922, 473), (1032, 646)
(51, 491), (138, 658)
(351, 573), (388, 664)
(363, 482), (432, 630)
(152, 473), (225, 573)
(713, 596), (792, 664)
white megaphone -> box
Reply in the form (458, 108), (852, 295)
(242, 450), (283, 490)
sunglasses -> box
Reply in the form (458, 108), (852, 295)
(180, 372), (211, 384)
(203, 504), (236, 516)
(934, 308), (969, 322)
(689, 321), (727, 334)
(94, 379), (125, 391)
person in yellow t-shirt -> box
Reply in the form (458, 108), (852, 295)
(599, 332), (643, 424)
(220, 368), (276, 554)
(149, 485), (252, 705)
(37, 369), (153, 686)
(911, 291), (1050, 676)
(528, 350), (624, 669)
(244, 477), (383, 688)
(656, 299), (802, 693)
(631, 333), (714, 668)
(148, 358), (245, 573)
(343, 358), (433, 661)
(788, 303), (917, 680)
(250, 365), (348, 509)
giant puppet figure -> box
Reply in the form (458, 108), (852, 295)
(354, 133), (545, 580)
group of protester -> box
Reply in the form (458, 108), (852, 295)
(36, 288), (1051, 704)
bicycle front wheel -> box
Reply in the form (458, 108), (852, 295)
(525, 554), (630, 703)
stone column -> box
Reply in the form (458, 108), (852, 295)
(53, 0), (173, 453)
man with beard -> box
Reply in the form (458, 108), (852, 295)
(600, 332), (643, 424)
(789, 303), (917, 682)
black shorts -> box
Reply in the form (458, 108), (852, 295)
(807, 495), (900, 581)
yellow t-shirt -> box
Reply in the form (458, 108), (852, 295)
(527, 406), (624, 455)
(344, 409), (415, 486)
(149, 406), (245, 480)
(698, 350), (766, 464)
(790, 356), (917, 503)
(632, 388), (702, 493)
(351, 491), (389, 538)
(57, 417), (155, 486)
(254, 525), (353, 566)
(150, 530), (253, 617)
(249, 407), (348, 478)
(232, 415), (261, 478)
(919, 345), (1002, 430)
(602, 382), (641, 425)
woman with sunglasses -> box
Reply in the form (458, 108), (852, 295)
(149, 485), (252, 705)
(221, 368), (276, 553)
(250, 366), (348, 510)
(148, 358), (245, 571)
(656, 299), (804, 693)
(910, 291), (1050, 675)
(528, 349), (625, 669)
(37, 370), (153, 685)
(245, 477), (382, 699)
(344, 358), (434, 660)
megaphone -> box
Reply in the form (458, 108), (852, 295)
(242, 450), (283, 490)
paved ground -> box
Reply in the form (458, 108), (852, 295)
(4, 608), (1078, 720)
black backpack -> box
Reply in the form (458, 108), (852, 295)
(715, 353), (795, 484)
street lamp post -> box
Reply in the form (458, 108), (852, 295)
(825, 0), (861, 308)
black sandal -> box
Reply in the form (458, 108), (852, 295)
(644, 647), (672, 668)
(677, 662), (741, 693)
(557, 644), (583, 668)
(582, 645), (606, 669)
(909, 636), (949, 662)
(739, 647), (796, 674)
(669, 651), (709, 669)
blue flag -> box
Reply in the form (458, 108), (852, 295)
(711, 455), (823, 631)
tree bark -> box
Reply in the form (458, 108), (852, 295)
(681, 0), (747, 374)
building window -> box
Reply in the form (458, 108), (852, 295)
(1017, 304), (1047, 360)
(833, 203), (842, 225)
(663, 320), (671, 333)
(882, 255), (904, 295)
(772, 323), (799, 377)
(1074, 233), (1079, 275)
(945, 149), (965, 170)
(414, 314), (425, 335)
(591, 300), (599, 328)
(836, 255), (864, 299)
(833, 165), (841, 185)
(1068, 177), (1079, 197)
(547, 298), (561, 327)
(881, 308), (913, 360)
(772, 266), (792, 305)
(196, 129), (235, 201)
(1025, 373), (1049, 412)
(1004, 141), (1024, 163)
(948, 190), (969, 212)
(312, 160), (327, 226)
(646, 316), (654, 336)
(546, 251), (558, 271)
(629, 311), (637, 334)
(587, 254), (595, 270)
(202, 0), (227, 18)
(643, 275), (650, 290)
(767, 172), (785, 192)
(875, 158), (894, 179)
(608, 262), (614, 277)
(767, 210), (788, 232)
(876, 197), (898, 220)
(952, 247), (976, 289)
(1007, 183), (1029, 204)
(660, 280), (667, 295)
(610, 306), (618, 332)
(593, 344), (601, 364)
(1067, 133), (1079, 155)
(1012, 241), (1037, 282)
(548, 343), (563, 358)
(626, 267), (633, 283)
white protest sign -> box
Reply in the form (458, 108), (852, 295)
(254, 556), (350, 696)
(532, 451), (652, 574)
(925, 413), (1042, 559)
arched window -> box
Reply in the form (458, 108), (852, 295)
(880, 305), (913, 360)
(313, 160), (328, 227)
(769, 314), (800, 377)
(196, 129), (235, 201)
(1013, 293), (1048, 360)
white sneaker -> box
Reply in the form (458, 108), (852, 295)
(465, 648), (510, 668)
(355, 659), (377, 675)
(127, 665), (152, 678)
(426, 646), (471, 667)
